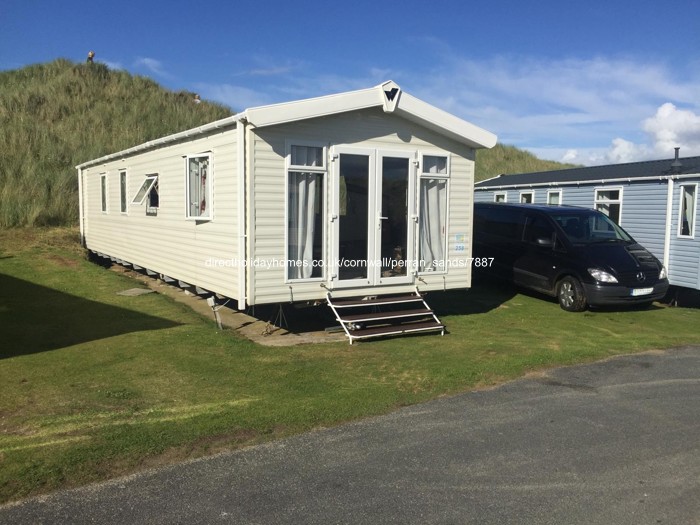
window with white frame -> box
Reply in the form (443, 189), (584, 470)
(100, 174), (108, 213)
(494, 192), (507, 203)
(419, 154), (449, 273)
(131, 174), (159, 215)
(547, 190), (561, 205)
(186, 154), (212, 219)
(287, 144), (326, 280)
(679, 184), (697, 237)
(594, 188), (622, 223)
(119, 170), (128, 213)
(520, 191), (534, 204)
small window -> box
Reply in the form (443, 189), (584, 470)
(594, 188), (622, 223)
(132, 175), (158, 205)
(679, 184), (697, 238)
(520, 191), (534, 204)
(100, 174), (107, 213)
(547, 190), (561, 205)
(494, 192), (507, 203)
(186, 154), (212, 219)
(119, 171), (128, 213)
(422, 155), (448, 176)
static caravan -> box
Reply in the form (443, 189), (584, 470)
(78, 81), (497, 341)
(474, 151), (700, 292)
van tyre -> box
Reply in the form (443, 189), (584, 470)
(557, 276), (587, 312)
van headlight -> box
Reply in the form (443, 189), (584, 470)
(588, 268), (618, 283)
(659, 265), (667, 280)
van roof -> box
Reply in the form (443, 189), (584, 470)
(474, 202), (598, 215)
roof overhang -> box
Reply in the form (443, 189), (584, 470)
(242, 80), (497, 150)
(77, 81), (496, 170)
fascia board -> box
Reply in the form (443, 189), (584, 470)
(395, 92), (497, 150)
(244, 87), (381, 128)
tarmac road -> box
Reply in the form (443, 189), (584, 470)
(2, 346), (699, 524)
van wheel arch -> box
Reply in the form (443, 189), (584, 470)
(556, 275), (587, 312)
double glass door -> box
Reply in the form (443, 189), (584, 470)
(331, 148), (415, 287)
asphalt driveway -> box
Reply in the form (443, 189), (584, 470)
(2, 346), (699, 524)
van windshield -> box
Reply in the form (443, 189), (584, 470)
(551, 212), (633, 244)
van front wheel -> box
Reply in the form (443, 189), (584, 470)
(557, 276), (587, 312)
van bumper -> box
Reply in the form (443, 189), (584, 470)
(582, 280), (669, 306)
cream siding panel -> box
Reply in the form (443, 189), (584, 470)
(82, 128), (241, 299)
(248, 108), (476, 304)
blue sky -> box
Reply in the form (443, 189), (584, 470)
(3, 0), (700, 165)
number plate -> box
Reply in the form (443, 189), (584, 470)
(631, 287), (653, 297)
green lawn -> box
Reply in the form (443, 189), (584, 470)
(2, 228), (700, 503)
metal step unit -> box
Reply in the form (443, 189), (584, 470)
(326, 290), (444, 344)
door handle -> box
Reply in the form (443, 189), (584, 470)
(378, 216), (388, 229)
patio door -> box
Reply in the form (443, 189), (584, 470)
(331, 147), (415, 288)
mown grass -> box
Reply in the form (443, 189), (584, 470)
(2, 229), (699, 504)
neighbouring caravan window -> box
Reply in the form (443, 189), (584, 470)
(419, 155), (449, 273)
(547, 190), (561, 205)
(287, 144), (326, 280)
(119, 170), (127, 213)
(186, 154), (212, 219)
(594, 188), (622, 223)
(100, 174), (107, 212)
(520, 191), (534, 204)
(494, 192), (507, 203)
(679, 184), (697, 237)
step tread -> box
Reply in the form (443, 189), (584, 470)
(330, 294), (423, 308)
(339, 308), (433, 323)
(347, 320), (444, 339)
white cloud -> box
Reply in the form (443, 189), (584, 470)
(133, 57), (171, 78)
(643, 103), (700, 156)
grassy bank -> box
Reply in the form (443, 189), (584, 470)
(1, 229), (699, 503)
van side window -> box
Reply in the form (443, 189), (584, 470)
(523, 215), (555, 244)
(475, 207), (523, 239)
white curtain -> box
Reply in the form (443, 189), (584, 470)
(288, 173), (318, 279)
(682, 186), (695, 236)
(419, 179), (446, 271)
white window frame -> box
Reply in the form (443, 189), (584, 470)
(285, 141), (328, 283)
(547, 189), (562, 205)
(519, 191), (534, 204)
(594, 187), (623, 224)
(494, 192), (507, 203)
(678, 183), (698, 239)
(131, 174), (158, 206)
(417, 152), (450, 275)
(185, 153), (213, 220)
(119, 170), (128, 214)
(100, 173), (108, 213)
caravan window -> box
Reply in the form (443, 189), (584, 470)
(186, 154), (212, 219)
(119, 170), (128, 213)
(286, 144), (326, 280)
(679, 184), (697, 238)
(100, 174), (108, 213)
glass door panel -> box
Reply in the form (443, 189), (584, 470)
(337, 153), (370, 282)
(378, 156), (411, 283)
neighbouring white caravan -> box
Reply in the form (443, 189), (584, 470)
(77, 81), (496, 339)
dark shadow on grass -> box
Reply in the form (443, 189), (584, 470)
(0, 273), (182, 358)
(425, 277), (518, 317)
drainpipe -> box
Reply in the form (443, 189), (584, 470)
(77, 167), (86, 247)
(663, 178), (674, 273)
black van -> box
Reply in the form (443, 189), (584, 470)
(473, 202), (669, 311)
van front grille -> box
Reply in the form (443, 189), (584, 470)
(616, 268), (660, 287)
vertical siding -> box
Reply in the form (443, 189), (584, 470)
(81, 127), (241, 298)
(248, 108), (476, 304)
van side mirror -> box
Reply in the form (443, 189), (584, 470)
(536, 236), (553, 247)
